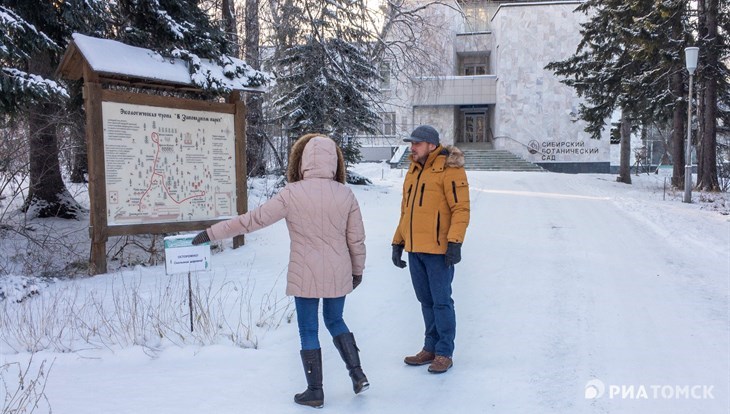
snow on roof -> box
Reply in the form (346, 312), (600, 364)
(68, 33), (269, 93)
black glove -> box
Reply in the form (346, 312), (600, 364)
(392, 244), (407, 268)
(352, 274), (362, 289)
(191, 231), (210, 245)
(445, 242), (462, 266)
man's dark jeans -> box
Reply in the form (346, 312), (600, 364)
(408, 252), (456, 357)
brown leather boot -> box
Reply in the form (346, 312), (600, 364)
(404, 349), (435, 366)
(428, 355), (453, 374)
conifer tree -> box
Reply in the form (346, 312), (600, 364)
(628, 0), (690, 186)
(0, 0), (106, 218)
(113, 0), (267, 93)
(694, 0), (728, 191)
(271, 0), (380, 167)
(547, 0), (729, 189)
(546, 1), (650, 183)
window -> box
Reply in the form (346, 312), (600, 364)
(462, 1), (490, 32)
(379, 61), (392, 90)
(379, 112), (396, 136)
(463, 64), (487, 76)
(459, 54), (489, 76)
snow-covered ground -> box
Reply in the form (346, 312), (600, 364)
(1, 165), (728, 414)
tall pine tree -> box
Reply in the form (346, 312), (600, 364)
(272, 0), (380, 167)
(628, 0), (692, 187)
(694, 0), (728, 191)
(547, 1), (640, 183)
(546, 0), (693, 185)
(548, 0), (729, 189)
(0, 0), (107, 218)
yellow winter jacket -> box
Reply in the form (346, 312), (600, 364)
(392, 145), (470, 254)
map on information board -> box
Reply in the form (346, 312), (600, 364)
(102, 101), (237, 226)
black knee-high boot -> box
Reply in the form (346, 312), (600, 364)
(295, 349), (324, 408)
(333, 332), (370, 394)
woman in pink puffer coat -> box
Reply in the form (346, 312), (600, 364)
(192, 134), (368, 408)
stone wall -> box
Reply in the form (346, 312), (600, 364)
(492, 2), (610, 171)
(413, 106), (457, 146)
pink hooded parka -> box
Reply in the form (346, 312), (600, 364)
(206, 134), (366, 298)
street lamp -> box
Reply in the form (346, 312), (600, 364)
(683, 46), (699, 203)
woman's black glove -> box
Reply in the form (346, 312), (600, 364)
(352, 274), (362, 289)
(191, 231), (210, 245)
(444, 242), (462, 266)
(392, 244), (407, 268)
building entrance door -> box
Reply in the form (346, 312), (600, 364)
(461, 112), (487, 144)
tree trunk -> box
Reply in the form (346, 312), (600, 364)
(22, 51), (81, 218)
(617, 110), (632, 184)
(670, 9), (686, 188)
(245, 0), (266, 176)
(670, 71), (685, 187)
(696, 0), (720, 191)
(69, 82), (88, 183)
(222, 0), (239, 57)
(70, 125), (88, 183)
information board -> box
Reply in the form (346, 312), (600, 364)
(102, 101), (236, 226)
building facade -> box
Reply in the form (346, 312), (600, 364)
(366, 0), (612, 173)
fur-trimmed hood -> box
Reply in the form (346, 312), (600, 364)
(287, 134), (346, 184)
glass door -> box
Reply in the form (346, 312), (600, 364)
(463, 113), (487, 143)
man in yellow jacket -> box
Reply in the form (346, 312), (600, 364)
(392, 125), (470, 374)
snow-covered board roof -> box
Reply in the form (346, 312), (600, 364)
(57, 33), (268, 93)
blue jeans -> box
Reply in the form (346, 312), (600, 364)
(295, 296), (350, 350)
(408, 252), (456, 357)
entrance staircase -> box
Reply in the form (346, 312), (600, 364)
(393, 148), (544, 172)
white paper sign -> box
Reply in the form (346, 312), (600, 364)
(164, 234), (211, 274)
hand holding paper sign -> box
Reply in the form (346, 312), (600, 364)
(192, 231), (210, 245)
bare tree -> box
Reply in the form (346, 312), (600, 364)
(365, 1), (459, 82)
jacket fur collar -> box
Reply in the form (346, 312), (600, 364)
(411, 145), (465, 171)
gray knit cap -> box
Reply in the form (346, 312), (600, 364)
(404, 125), (439, 145)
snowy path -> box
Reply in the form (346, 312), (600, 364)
(453, 173), (729, 413)
(346, 171), (728, 414)
(2, 170), (728, 414)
